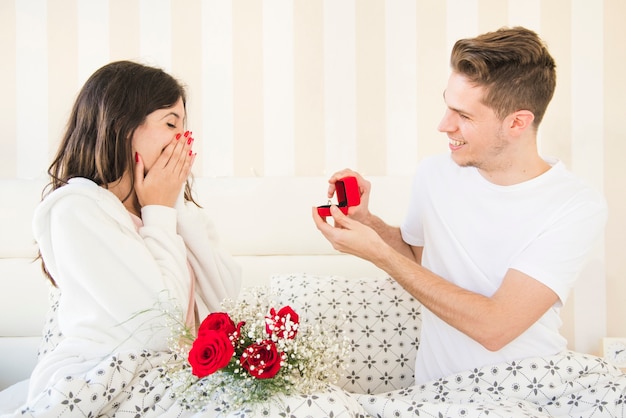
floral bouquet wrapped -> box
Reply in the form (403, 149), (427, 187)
(163, 287), (350, 413)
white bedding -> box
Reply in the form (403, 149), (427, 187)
(3, 351), (624, 417)
(0, 381), (29, 414)
(357, 351), (626, 417)
(2, 275), (625, 417)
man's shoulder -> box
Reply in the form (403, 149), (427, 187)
(548, 161), (606, 205)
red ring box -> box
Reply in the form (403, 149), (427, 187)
(317, 176), (361, 218)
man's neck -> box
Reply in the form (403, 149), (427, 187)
(477, 155), (551, 186)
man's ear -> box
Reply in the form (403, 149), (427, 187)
(508, 110), (535, 136)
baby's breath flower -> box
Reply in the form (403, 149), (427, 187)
(160, 286), (351, 415)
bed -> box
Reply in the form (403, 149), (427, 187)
(1, 176), (624, 417)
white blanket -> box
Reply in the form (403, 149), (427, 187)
(1, 348), (363, 417)
(3, 275), (625, 417)
(3, 350), (624, 417)
(358, 351), (626, 417)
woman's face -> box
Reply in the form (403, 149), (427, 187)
(132, 97), (186, 173)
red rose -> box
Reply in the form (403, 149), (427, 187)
(198, 312), (236, 337)
(188, 330), (234, 378)
(265, 306), (299, 339)
(240, 340), (284, 379)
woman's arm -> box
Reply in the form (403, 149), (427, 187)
(176, 199), (242, 316)
(40, 189), (191, 350)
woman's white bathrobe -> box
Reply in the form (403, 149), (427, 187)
(11, 177), (241, 416)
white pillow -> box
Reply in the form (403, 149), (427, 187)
(270, 274), (421, 394)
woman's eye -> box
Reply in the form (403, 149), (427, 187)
(167, 123), (176, 128)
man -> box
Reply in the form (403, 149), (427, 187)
(312, 26), (607, 385)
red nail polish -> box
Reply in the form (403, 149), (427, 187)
(176, 133), (181, 140)
(187, 137), (193, 145)
(184, 131), (189, 137)
(135, 152), (139, 162)
(189, 150), (193, 156)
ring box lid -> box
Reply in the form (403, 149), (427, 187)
(317, 176), (360, 217)
(333, 176), (360, 208)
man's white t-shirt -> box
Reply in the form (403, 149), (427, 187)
(400, 154), (607, 384)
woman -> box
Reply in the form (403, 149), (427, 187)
(11, 61), (241, 416)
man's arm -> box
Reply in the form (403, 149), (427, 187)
(377, 244), (559, 350)
(363, 213), (421, 263)
(313, 205), (559, 351)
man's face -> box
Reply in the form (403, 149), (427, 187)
(438, 72), (509, 172)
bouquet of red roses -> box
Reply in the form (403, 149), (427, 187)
(164, 287), (349, 413)
(188, 306), (297, 380)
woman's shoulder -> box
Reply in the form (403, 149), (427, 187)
(43, 178), (116, 205)
(35, 178), (129, 225)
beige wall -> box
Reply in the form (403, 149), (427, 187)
(0, 0), (624, 354)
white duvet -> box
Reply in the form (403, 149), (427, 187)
(2, 349), (625, 417)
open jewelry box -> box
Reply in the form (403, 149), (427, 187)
(317, 176), (361, 218)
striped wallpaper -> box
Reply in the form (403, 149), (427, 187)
(1, 0), (624, 354)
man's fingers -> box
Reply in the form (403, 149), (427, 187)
(329, 205), (352, 228)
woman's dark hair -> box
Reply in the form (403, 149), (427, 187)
(46, 60), (195, 201)
(41, 61), (198, 285)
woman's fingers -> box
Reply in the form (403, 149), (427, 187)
(158, 131), (195, 179)
(135, 131), (196, 208)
